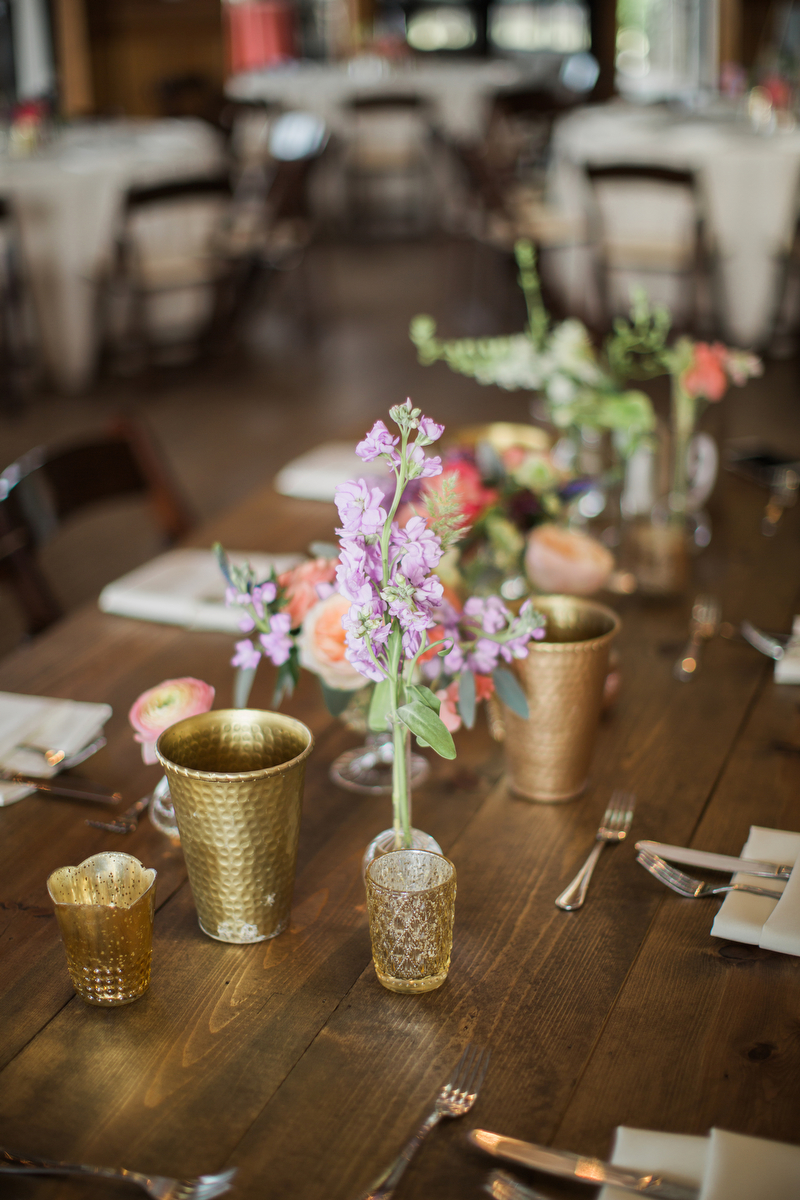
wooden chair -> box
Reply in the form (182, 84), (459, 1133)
(583, 162), (711, 332)
(343, 95), (434, 239)
(0, 195), (36, 410)
(104, 173), (249, 371)
(0, 418), (193, 634)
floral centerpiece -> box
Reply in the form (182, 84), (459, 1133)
(218, 401), (545, 850)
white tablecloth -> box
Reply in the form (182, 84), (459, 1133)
(0, 119), (226, 392)
(226, 59), (523, 142)
(548, 102), (800, 347)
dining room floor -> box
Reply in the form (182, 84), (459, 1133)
(0, 235), (798, 661)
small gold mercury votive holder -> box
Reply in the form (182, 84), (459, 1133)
(47, 852), (156, 1007)
(499, 595), (621, 803)
(365, 849), (456, 994)
(156, 709), (314, 944)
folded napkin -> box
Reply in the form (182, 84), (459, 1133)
(600, 1125), (800, 1200)
(710, 826), (800, 956)
(98, 548), (302, 632)
(274, 442), (392, 502)
(0, 692), (112, 807)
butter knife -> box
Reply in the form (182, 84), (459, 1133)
(469, 1131), (697, 1200)
(3, 774), (122, 805)
(635, 841), (793, 880)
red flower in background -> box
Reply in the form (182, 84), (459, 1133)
(681, 342), (729, 402)
(423, 458), (497, 526)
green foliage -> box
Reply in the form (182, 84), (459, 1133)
(397, 700), (457, 759)
(320, 680), (358, 717)
(492, 667), (530, 720)
(407, 684), (441, 715)
(273, 646), (300, 708)
(425, 474), (469, 552)
(368, 678), (392, 732)
(458, 669), (476, 729)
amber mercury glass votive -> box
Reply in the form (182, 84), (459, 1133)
(365, 849), (457, 994)
(500, 595), (621, 803)
(156, 709), (314, 944)
(47, 853), (156, 1007)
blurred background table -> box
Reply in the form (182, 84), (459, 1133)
(0, 470), (798, 1199)
(0, 119), (226, 393)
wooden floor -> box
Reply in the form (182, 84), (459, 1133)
(1, 235), (799, 658)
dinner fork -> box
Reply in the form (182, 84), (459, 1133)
(357, 1043), (490, 1200)
(485, 1169), (550, 1200)
(636, 850), (785, 900)
(673, 594), (721, 682)
(555, 791), (636, 911)
(762, 465), (799, 536)
(0, 1149), (235, 1200)
(86, 791), (152, 833)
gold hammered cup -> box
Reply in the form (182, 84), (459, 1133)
(365, 849), (457, 994)
(47, 852), (156, 1006)
(156, 709), (314, 944)
(500, 595), (621, 803)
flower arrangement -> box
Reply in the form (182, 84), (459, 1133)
(218, 402), (546, 849)
(129, 677), (215, 763)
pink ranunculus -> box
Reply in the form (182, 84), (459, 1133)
(297, 593), (365, 691)
(278, 557), (339, 628)
(681, 343), (729, 402)
(129, 677), (215, 765)
(525, 523), (614, 596)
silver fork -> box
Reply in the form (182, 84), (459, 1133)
(357, 1043), (490, 1200)
(485, 1169), (551, 1200)
(0, 1150), (235, 1200)
(637, 850), (785, 900)
(87, 791), (152, 833)
(673, 594), (721, 682)
(555, 791), (636, 911)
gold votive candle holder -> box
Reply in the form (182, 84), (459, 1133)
(365, 849), (457, 994)
(156, 709), (314, 944)
(47, 852), (156, 1007)
(499, 595), (620, 803)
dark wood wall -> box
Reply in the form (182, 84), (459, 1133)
(85, 0), (223, 118)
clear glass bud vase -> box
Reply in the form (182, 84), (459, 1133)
(361, 721), (441, 876)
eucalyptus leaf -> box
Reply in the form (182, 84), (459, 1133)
(368, 678), (392, 732)
(397, 700), (456, 760)
(458, 668), (476, 729)
(408, 684), (441, 715)
(492, 667), (530, 719)
(233, 664), (257, 709)
(320, 680), (356, 718)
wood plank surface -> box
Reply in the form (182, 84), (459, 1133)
(1, 470), (799, 1200)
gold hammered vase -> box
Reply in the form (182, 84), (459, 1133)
(500, 595), (620, 803)
(156, 709), (314, 944)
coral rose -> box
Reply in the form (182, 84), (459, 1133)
(278, 557), (339, 628)
(129, 677), (215, 765)
(681, 343), (729, 402)
(298, 593), (365, 691)
(525, 523), (614, 596)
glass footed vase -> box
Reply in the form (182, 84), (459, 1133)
(330, 730), (430, 795)
(148, 775), (180, 840)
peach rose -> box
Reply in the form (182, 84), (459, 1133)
(298, 593), (365, 691)
(129, 677), (215, 765)
(278, 557), (339, 628)
(525, 523), (614, 595)
(681, 343), (728, 402)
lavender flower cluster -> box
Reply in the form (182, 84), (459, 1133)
(334, 401), (543, 685)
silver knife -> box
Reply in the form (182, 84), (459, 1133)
(469, 1131), (698, 1200)
(635, 841), (793, 880)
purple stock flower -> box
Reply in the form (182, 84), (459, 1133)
(238, 612), (256, 633)
(418, 416), (445, 443)
(334, 479), (388, 536)
(232, 639), (262, 670)
(356, 420), (399, 464)
(464, 595), (510, 635)
(467, 638), (501, 675)
(392, 515), (443, 585)
(406, 445), (442, 480)
(259, 613), (293, 666)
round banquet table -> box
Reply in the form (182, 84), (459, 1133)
(548, 101), (800, 347)
(0, 119), (226, 394)
(225, 58), (524, 143)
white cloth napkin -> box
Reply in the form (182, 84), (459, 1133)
(0, 692), (112, 806)
(274, 442), (392, 502)
(600, 1126), (800, 1200)
(710, 826), (800, 956)
(98, 548), (303, 632)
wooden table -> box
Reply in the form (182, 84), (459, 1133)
(1, 476), (799, 1200)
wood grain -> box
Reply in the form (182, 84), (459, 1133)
(0, 472), (798, 1199)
